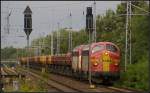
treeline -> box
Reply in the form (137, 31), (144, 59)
(31, 29), (89, 55)
(1, 46), (17, 60)
(1, 46), (34, 60)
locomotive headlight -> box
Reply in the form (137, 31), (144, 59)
(93, 61), (98, 66)
(105, 52), (108, 55)
(91, 56), (98, 66)
(115, 62), (118, 66)
(114, 59), (119, 66)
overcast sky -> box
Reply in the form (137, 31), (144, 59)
(1, 1), (121, 48)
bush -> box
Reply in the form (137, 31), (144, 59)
(115, 54), (148, 91)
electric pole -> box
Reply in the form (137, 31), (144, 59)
(68, 12), (72, 52)
(51, 32), (54, 55)
(129, 1), (132, 65)
(125, 1), (128, 71)
(57, 22), (60, 55)
(123, 1), (150, 72)
(51, 8), (54, 56)
(148, 1), (150, 92)
(42, 32), (45, 55)
(6, 9), (12, 34)
(93, 0), (96, 42)
(125, 1), (132, 71)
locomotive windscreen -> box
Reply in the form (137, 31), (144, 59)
(92, 45), (104, 53)
(82, 50), (89, 56)
(106, 44), (118, 52)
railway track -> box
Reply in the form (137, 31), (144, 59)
(18, 67), (141, 92)
(2, 66), (16, 75)
(107, 86), (137, 92)
(1, 67), (7, 75)
(1, 65), (25, 78)
(20, 68), (82, 92)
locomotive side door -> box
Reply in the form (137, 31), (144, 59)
(72, 51), (79, 72)
(81, 45), (89, 72)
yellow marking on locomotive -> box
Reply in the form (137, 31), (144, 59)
(102, 52), (111, 72)
(103, 62), (109, 72)
(102, 52), (111, 62)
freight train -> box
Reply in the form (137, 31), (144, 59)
(19, 42), (120, 83)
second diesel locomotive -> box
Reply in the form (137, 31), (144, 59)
(19, 42), (120, 83)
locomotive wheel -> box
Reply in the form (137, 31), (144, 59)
(72, 70), (76, 78)
(102, 78), (113, 86)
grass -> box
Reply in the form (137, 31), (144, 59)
(19, 77), (47, 92)
(6, 67), (48, 92)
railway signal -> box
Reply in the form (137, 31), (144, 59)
(93, 1), (96, 43)
(86, 6), (95, 89)
(23, 6), (32, 72)
(24, 6), (32, 36)
(86, 7), (93, 34)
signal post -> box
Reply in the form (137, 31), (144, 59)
(86, 7), (95, 89)
(23, 6), (32, 73)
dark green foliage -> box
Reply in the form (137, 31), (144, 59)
(1, 46), (16, 60)
(1, 46), (35, 60)
(1, 46), (28, 60)
(114, 54), (148, 90)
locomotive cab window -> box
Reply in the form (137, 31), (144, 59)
(106, 44), (118, 52)
(73, 46), (80, 52)
(82, 45), (89, 56)
(82, 45), (89, 51)
(92, 45), (104, 53)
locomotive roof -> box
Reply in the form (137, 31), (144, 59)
(93, 41), (116, 44)
(73, 42), (119, 51)
(73, 45), (85, 51)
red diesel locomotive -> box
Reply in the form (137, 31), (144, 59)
(19, 42), (120, 83)
(72, 42), (120, 81)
